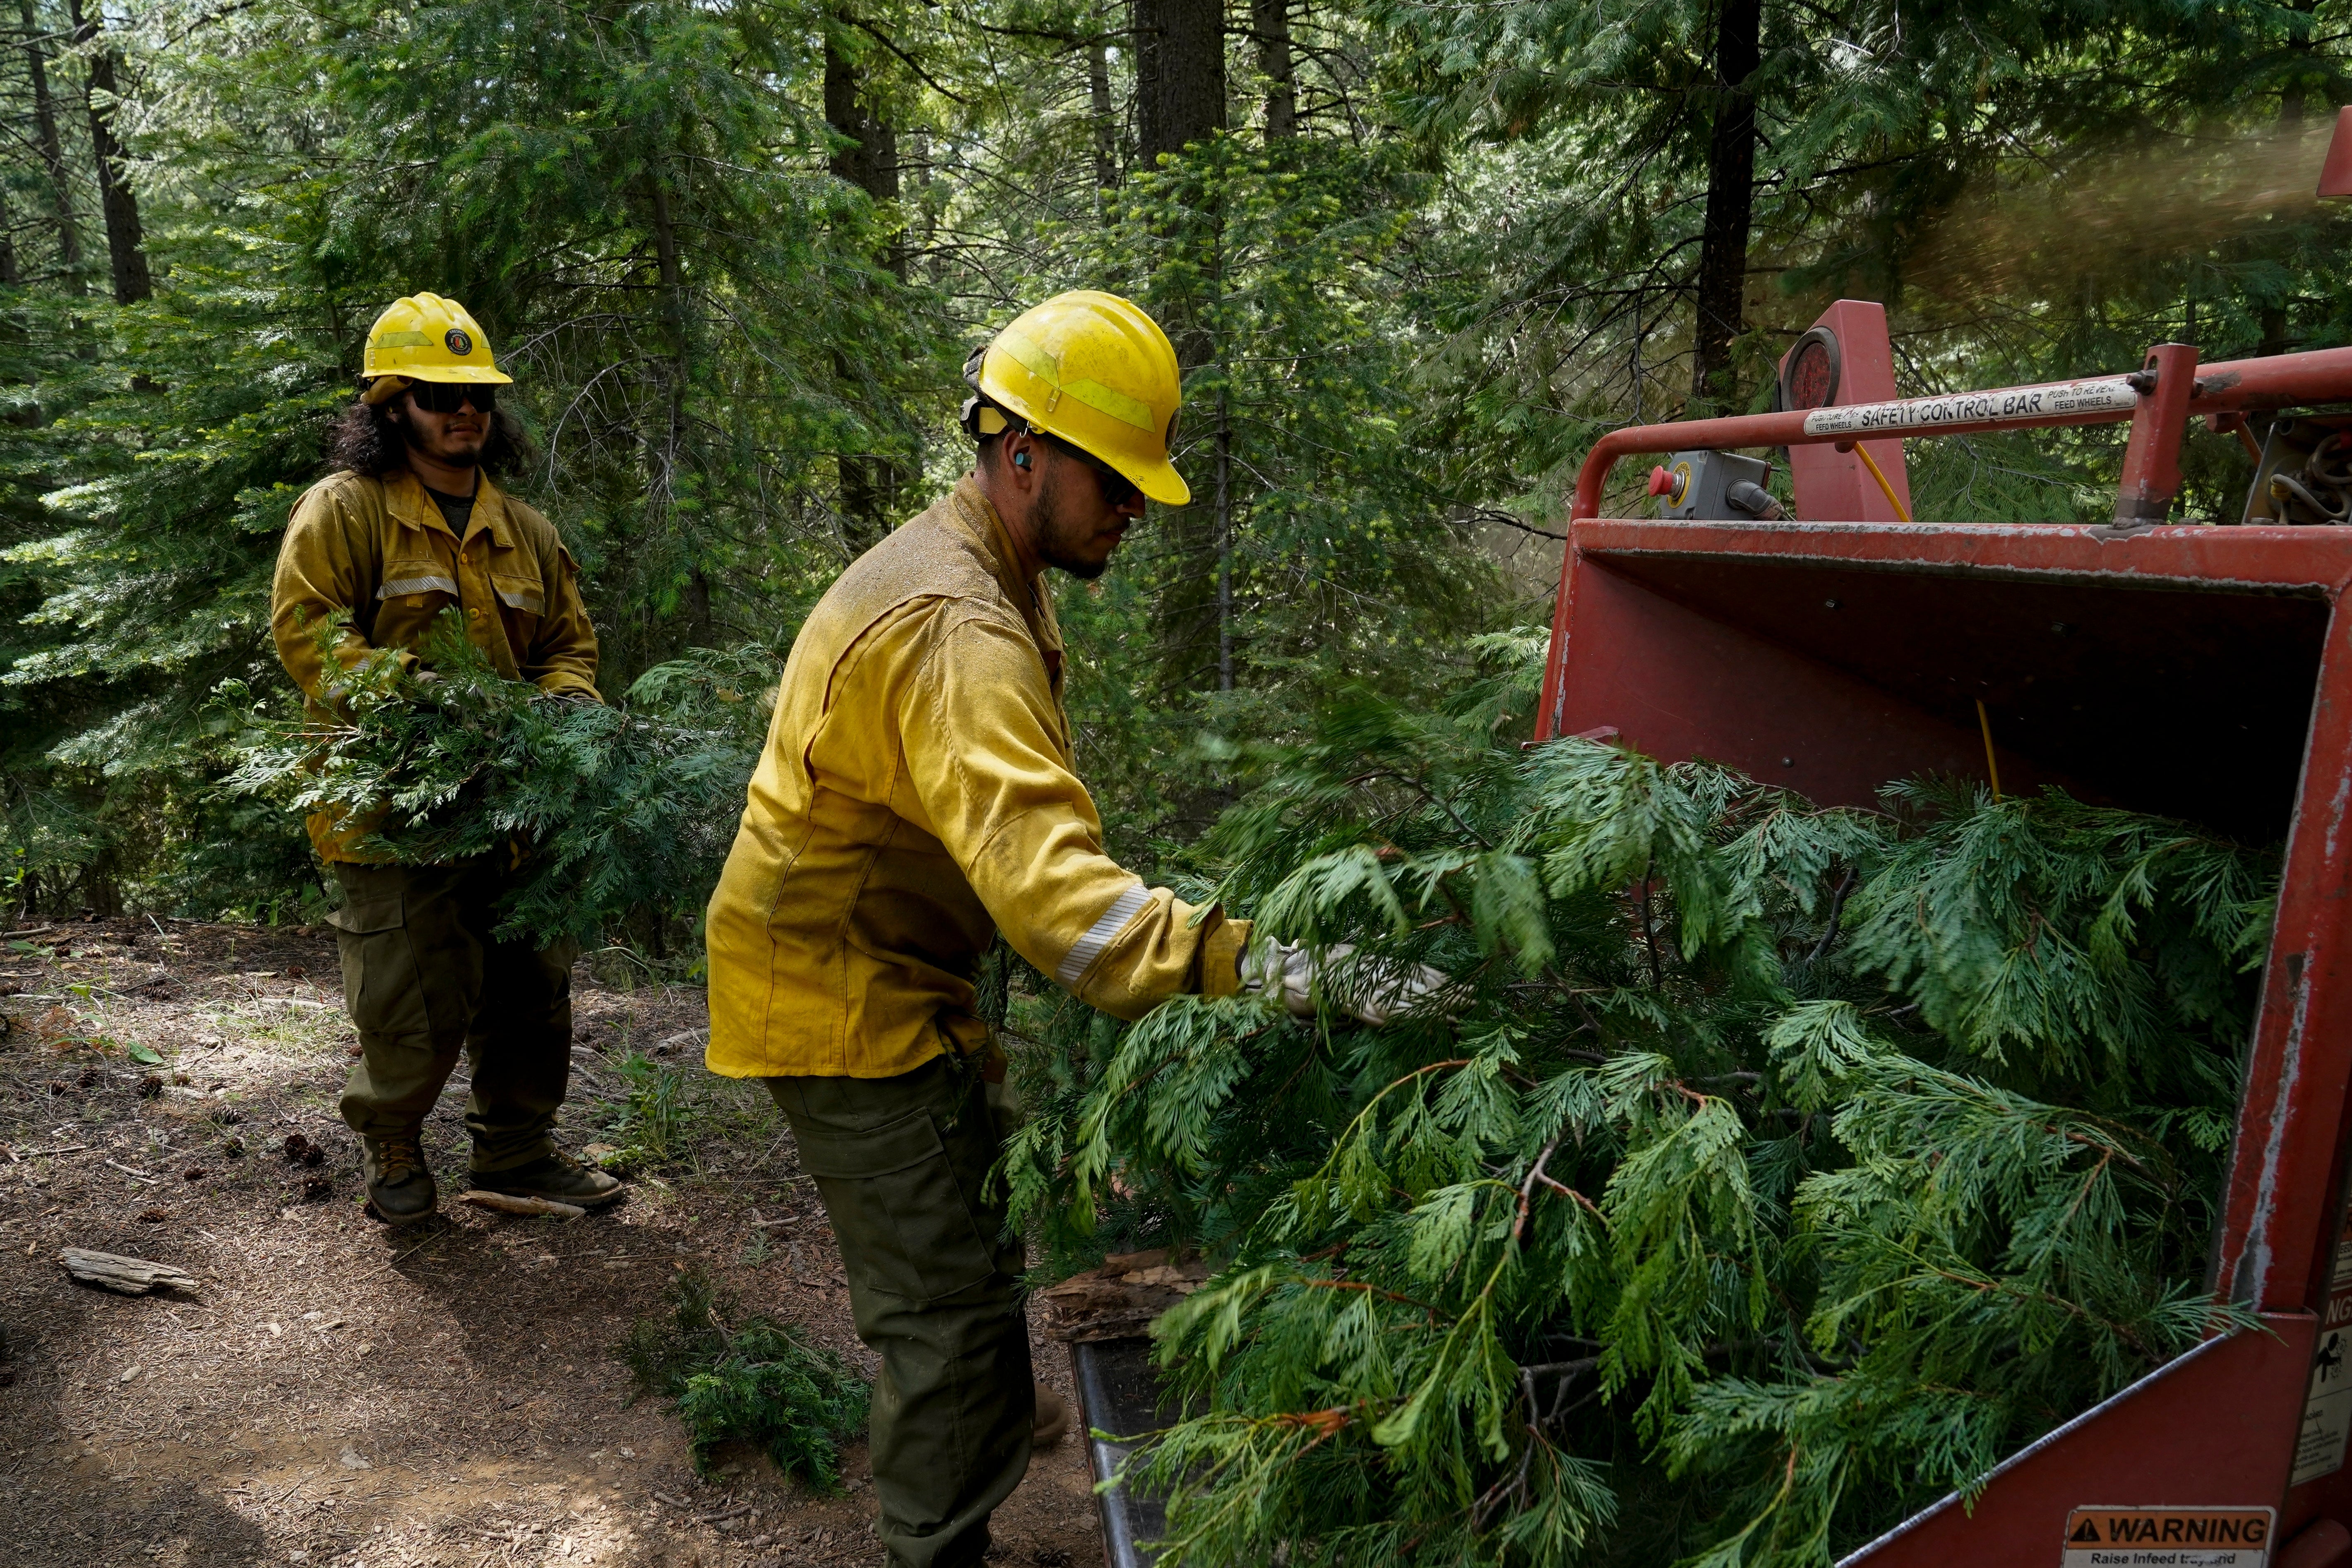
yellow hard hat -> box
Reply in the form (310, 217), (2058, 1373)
(965, 291), (1189, 506)
(359, 292), (511, 402)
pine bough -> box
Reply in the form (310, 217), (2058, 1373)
(998, 673), (2278, 1567)
(214, 614), (774, 946)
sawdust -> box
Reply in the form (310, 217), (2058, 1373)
(1903, 119), (2336, 311)
(0, 917), (1106, 1568)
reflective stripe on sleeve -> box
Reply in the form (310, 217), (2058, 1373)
(1055, 883), (1151, 988)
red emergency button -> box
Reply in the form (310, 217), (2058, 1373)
(1647, 465), (1675, 497)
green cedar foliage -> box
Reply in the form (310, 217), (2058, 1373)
(617, 1265), (870, 1490)
(998, 644), (2274, 1566)
(214, 613), (774, 947)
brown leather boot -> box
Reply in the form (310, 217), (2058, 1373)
(473, 1148), (623, 1208)
(1033, 1380), (1071, 1446)
(363, 1131), (437, 1225)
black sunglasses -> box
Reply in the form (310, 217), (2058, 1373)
(1038, 432), (1141, 508)
(407, 381), (496, 415)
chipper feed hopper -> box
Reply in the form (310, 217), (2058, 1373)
(1535, 236), (2352, 1568)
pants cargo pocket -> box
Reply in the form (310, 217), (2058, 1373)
(326, 893), (434, 1040)
(796, 1112), (998, 1304)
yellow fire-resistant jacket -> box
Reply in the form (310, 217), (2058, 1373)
(703, 476), (1249, 1081)
(269, 467), (601, 861)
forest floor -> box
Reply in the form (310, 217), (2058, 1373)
(0, 915), (1105, 1568)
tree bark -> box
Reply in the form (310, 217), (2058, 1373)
(67, 0), (146, 303)
(19, 0), (83, 291)
(57, 1248), (198, 1294)
(825, 22), (905, 553)
(825, 25), (900, 266)
(1134, 0), (1225, 166)
(641, 167), (712, 645)
(1253, 0), (1294, 140)
(1689, 0), (1761, 407)
(643, 170), (690, 496)
(1215, 388), (1233, 691)
(1089, 40), (1118, 191)
(0, 187), (19, 286)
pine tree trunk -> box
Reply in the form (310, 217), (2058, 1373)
(19, 0), (83, 292)
(640, 166), (712, 645)
(1254, 0), (1294, 141)
(826, 24), (905, 554)
(1216, 387), (1233, 692)
(68, 0), (148, 305)
(1134, 0), (1225, 166)
(643, 170), (689, 494)
(825, 26), (901, 257)
(1134, 0), (1228, 706)
(1689, 0), (1761, 408)
(1089, 40), (1118, 192)
(0, 186), (19, 286)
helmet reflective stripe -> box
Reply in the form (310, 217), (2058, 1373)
(991, 327), (1157, 432)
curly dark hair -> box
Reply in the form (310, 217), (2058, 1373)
(325, 393), (532, 479)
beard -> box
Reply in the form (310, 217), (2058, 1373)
(1026, 463), (1111, 580)
(394, 408), (483, 468)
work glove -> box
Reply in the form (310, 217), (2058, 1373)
(1241, 941), (1455, 1027)
(531, 687), (601, 707)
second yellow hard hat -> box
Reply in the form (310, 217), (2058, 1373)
(360, 293), (512, 401)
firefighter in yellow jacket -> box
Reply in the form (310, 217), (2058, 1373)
(270, 293), (622, 1227)
(704, 292), (1245, 1567)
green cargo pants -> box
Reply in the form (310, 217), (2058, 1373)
(327, 858), (578, 1171)
(764, 1057), (1033, 1568)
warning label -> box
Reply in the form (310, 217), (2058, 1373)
(2061, 1507), (2273, 1568)
(1800, 379), (2139, 438)
(2292, 1225), (2352, 1485)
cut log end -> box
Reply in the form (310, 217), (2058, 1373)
(57, 1247), (200, 1295)
(459, 1190), (586, 1220)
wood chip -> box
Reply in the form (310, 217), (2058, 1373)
(459, 1191), (586, 1220)
(56, 1248), (199, 1295)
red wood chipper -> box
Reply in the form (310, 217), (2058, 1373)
(1527, 106), (2352, 1568)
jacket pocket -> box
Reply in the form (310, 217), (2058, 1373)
(793, 1109), (999, 1303)
(489, 571), (545, 615)
(491, 571), (544, 650)
(378, 557), (459, 610)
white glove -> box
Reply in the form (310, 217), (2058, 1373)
(1241, 941), (1453, 1026)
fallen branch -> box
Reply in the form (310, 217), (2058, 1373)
(459, 1190), (586, 1220)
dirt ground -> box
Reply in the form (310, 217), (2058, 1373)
(0, 915), (1106, 1568)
